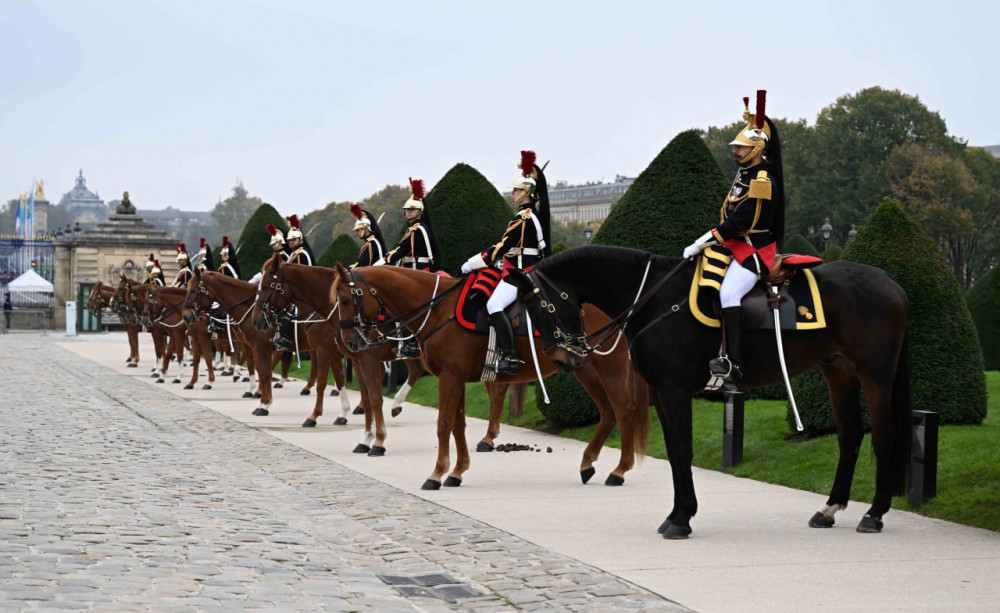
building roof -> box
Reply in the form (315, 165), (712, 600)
(58, 170), (106, 209)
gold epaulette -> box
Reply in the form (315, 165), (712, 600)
(519, 208), (533, 220)
(748, 170), (771, 200)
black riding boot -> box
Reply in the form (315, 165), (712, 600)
(709, 306), (743, 388)
(207, 306), (225, 334)
(396, 325), (420, 358)
(272, 319), (293, 349)
(489, 311), (521, 375)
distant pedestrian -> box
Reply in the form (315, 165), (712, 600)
(4, 292), (12, 330)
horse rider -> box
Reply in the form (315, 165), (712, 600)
(172, 244), (194, 288)
(269, 215), (313, 349)
(148, 259), (165, 286)
(218, 236), (241, 279)
(376, 177), (442, 357)
(195, 238), (215, 272)
(461, 150), (551, 375)
(682, 90), (785, 387)
(349, 204), (387, 268)
(265, 223), (288, 265)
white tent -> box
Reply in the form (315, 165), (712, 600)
(7, 269), (54, 307)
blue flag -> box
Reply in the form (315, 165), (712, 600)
(14, 194), (23, 237)
(26, 187), (34, 238)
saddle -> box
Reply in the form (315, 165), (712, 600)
(455, 270), (538, 336)
(691, 247), (827, 331)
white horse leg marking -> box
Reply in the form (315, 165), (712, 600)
(339, 389), (351, 419)
(390, 382), (412, 413)
(819, 503), (846, 520)
(360, 429), (376, 447)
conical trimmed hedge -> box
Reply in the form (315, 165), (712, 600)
(783, 234), (821, 257)
(821, 244), (842, 262)
(422, 163), (512, 273)
(318, 234), (361, 268)
(789, 199), (986, 432)
(534, 371), (600, 427)
(966, 265), (1000, 371)
(593, 129), (726, 255)
(238, 203), (288, 279)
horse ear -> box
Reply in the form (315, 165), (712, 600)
(334, 262), (348, 281)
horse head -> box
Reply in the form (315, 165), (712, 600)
(252, 252), (292, 331)
(182, 267), (209, 324)
(506, 267), (590, 372)
(331, 262), (381, 353)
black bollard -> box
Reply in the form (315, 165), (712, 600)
(909, 410), (938, 509)
(722, 391), (745, 468)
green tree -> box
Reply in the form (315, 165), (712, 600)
(884, 142), (978, 287)
(317, 233), (360, 268)
(966, 265), (1000, 371)
(594, 129), (726, 255)
(790, 199), (987, 432)
(534, 371), (600, 426)
(422, 163), (511, 273)
(960, 147), (1000, 287)
(782, 233), (821, 257)
(212, 183), (263, 244)
(237, 203), (287, 278)
(821, 244), (842, 262)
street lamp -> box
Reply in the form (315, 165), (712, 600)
(820, 218), (834, 251)
(73, 222), (82, 236)
(583, 222), (593, 242)
(847, 224), (858, 241)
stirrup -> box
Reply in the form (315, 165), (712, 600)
(492, 354), (522, 376)
(708, 356), (742, 387)
(272, 334), (291, 349)
(397, 340), (420, 358)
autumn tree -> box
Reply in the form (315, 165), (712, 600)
(211, 183), (262, 244)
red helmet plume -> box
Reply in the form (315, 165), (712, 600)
(519, 150), (537, 177)
(408, 177), (425, 201)
(350, 203), (364, 220)
(286, 214), (301, 229)
(755, 90), (766, 130)
(221, 236), (229, 247)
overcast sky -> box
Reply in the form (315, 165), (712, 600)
(3, 0), (997, 214)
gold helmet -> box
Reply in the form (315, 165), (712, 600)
(220, 236), (231, 259)
(403, 177), (425, 210)
(197, 238), (208, 259)
(150, 259), (162, 276)
(266, 223), (285, 246)
(729, 90), (771, 165)
(286, 215), (303, 241)
(350, 204), (371, 231)
(175, 243), (189, 262)
(513, 150), (538, 194)
(145, 252), (155, 269)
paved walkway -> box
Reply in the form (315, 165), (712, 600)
(3, 331), (999, 612)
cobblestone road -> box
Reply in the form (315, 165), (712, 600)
(0, 334), (689, 612)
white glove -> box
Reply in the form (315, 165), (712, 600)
(461, 253), (487, 274)
(683, 231), (715, 259)
(372, 258), (386, 267)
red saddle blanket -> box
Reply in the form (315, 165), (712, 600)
(455, 270), (539, 336)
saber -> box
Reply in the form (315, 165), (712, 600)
(772, 285), (804, 431)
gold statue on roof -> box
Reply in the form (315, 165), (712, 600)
(34, 180), (46, 200)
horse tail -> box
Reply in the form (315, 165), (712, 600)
(890, 331), (912, 496)
(627, 361), (650, 459)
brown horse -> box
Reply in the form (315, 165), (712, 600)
(88, 280), (138, 367)
(182, 268), (340, 417)
(330, 264), (650, 489)
(111, 278), (168, 377)
(142, 286), (215, 389)
(251, 255), (437, 456)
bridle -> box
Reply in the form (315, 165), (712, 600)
(254, 264), (339, 331)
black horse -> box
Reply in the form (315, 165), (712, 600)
(508, 245), (911, 539)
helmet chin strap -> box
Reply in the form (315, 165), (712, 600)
(738, 135), (766, 165)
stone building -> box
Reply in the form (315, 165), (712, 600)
(545, 176), (634, 223)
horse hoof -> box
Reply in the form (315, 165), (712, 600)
(183, 384), (194, 390)
(856, 514), (883, 533)
(300, 389), (311, 396)
(660, 521), (692, 540)
(391, 407), (402, 418)
(302, 419), (317, 428)
(580, 467), (596, 484)
(127, 363), (137, 368)
(242, 377), (250, 383)
(252, 408), (269, 416)
(171, 379), (181, 384)
(329, 388), (339, 397)
(353, 444), (371, 454)
(421, 479), (442, 491)
(252, 393), (261, 399)
(333, 417), (348, 426)
(156, 379), (164, 384)
(443, 476), (462, 487)
(233, 376), (241, 383)
(605, 474), (625, 486)
(368, 446), (386, 457)
(242, 392), (253, 399)
(809, 512), (835, 528)
(150, 372), (158, 378)
(476, 441), (494, 453)
(202, 384), (212, 390)
(273, 382), (283, 389)
(352, 405), (364, 415)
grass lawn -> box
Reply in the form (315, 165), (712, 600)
(281, 358), (1000, 532)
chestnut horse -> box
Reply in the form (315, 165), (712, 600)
(506, 245), (911, 538)
(88, 280), (142, 367)
(250, 254), (432, 456)
(182, 268), (347, 419)
(142, 286), (215, 389)
(330, 263), (650, 489)
(111, 278), (167, 377)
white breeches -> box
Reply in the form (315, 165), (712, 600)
(719, 261), (758, 308)
(487, 280), (518, 315)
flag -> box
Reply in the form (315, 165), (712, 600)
(14, 193), (23, 238)
(26, 185), (35, 238)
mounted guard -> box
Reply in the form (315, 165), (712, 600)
(172, 244), (194, 288)
(682, 90), (784, 387)
(285, 214), (314, 266)
(148, 259), (165, 286)
(218, 236), (241, 279)
(461, 150), (551, 375)
(195, 238), (215, 272)
(349, 204), (387, 268)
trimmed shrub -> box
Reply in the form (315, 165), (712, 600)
(318, 234), (361, 268)
(552, 241), (569, 254)
(593, 129), (726, 256)
(783, 233), (821, 257)
(238, 203), (288, 279)
(821, 244), (842, 262)
(967, 265), (1000, 371)
(789, 199), (987, 432)
(535, 370), (600, 427)
(422, 163), (512, 273)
